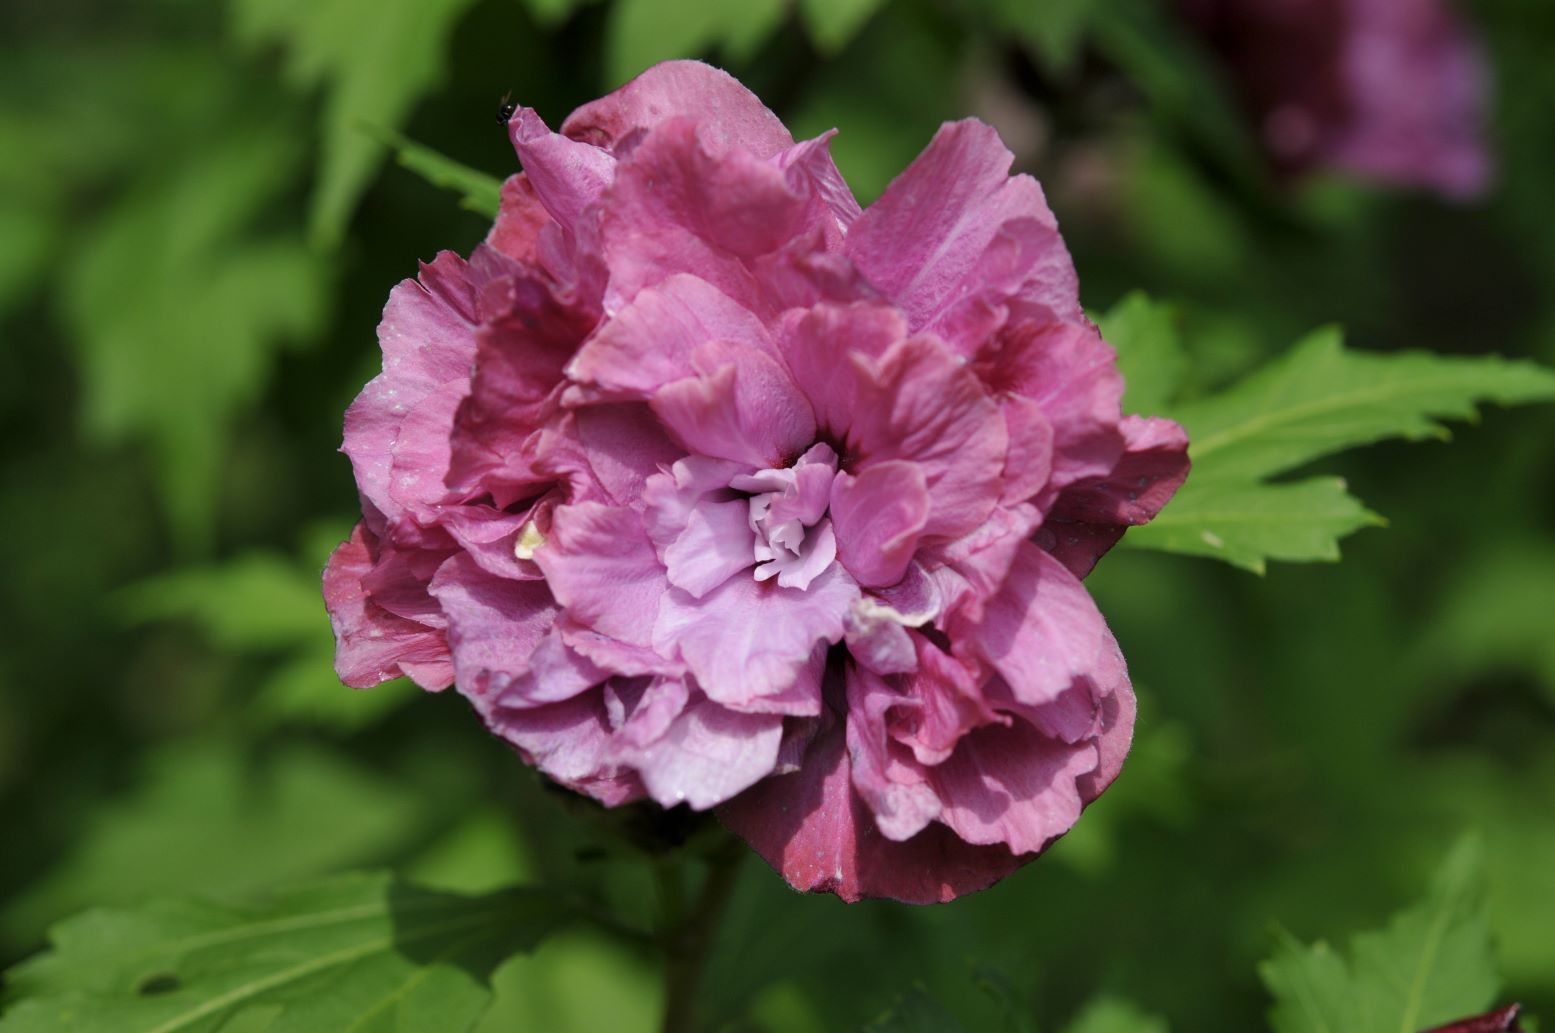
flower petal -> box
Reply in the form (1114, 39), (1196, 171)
(533, 501), (668, 649)
(845, 119), (1074, 331)
(717, 714), (1023, 903)
(323, 524), (453, 690)
(830, 460), (931, 588)
(653, 566), (856, 714)
(561, 59), (794, 159)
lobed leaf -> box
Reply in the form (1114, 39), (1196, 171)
(1172, 328), (1555, 485)
(1104, 296), (1555, 573)
(1, 873), (568, 1033)
(1260, 837), (1499, 1033)
(1121, 477), (1384, 575)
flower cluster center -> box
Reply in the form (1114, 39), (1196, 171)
(729, 443), (839, 591)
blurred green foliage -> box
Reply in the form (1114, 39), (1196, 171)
(2, 0), (1554, 1030)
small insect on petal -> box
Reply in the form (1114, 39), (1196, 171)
(495, 89), (516, 126)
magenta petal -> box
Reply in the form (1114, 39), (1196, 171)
(575, 403), (685, 508)
(1044, 414), (1191, 578)
(561, 59), (795, 160)
(775, 131), (863, 229)
(846, 120), (1070, 331)
(652, 341), (816, 469)
(345, 252), (478, 523)
(718, 716), (1023, 903)
(427, 553), (559, 700)
(488, 692), (646, 807)
(323, 524), (453, 691)
(965, 541), (1119, 709)
(831, 460), (931, 588)
(846, 667), (942, 840)
(628, 694), (786, 809)
(653, 566), (856, 714)
(929, 720), (1099, 855)
(778, 302), (906, 438)
(991, 320), (1125, 493)
(508, 107), (615, 234)
(663, 497), (754, 598)
(533, 502), (668, 649)
(847, 336), (1007, 540)
(566, 274), (770, 399)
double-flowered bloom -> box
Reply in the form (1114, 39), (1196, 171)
(323, 61), (1189, 902)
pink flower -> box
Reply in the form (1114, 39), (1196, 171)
(1180, 0), (1493, 199)
(323, 61), (1189, 902)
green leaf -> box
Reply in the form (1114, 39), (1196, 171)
(1123, 477), (1384, 575)
(61, 125), (327, 553)
(603, 0), (787, 85)
(1, 873), (567, 1033)
(796, 0), (889, 54)
(1173, 328), (1555, 485)
(1, 744), (424, 944)
(1095, 291), (1189, 417)
(1259, 837), (1499, 1033)
(1122, 319), (1555, 572)
(1064, 996), (1170, 1033)
(359, 124), (503, 219)
(232, 0), (484, 246)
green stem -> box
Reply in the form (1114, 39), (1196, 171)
(658, 845), (744, 1033)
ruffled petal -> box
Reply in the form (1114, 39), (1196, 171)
(561, 59), (794, 160)
(322, 524), (453, 690)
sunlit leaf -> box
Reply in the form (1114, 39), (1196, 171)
(1123, 477), (1384, 575)
(1172, 328), (1555, 485)
(1064, 996), (1170, 1033)
(1260, 837), (1499, 1033)
(1112, 310), (1555, 572)
(1096, 291), (1189, 417)
(1, 873), (566, 1033)
(232, 0), (484, 246)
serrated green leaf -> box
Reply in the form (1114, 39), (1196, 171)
(232, 0), (483, 246)
(603, 0), (787, 85)
(1175, 329), (1555, 484)
(1, 873), (567, 1033)
(1124, 320), (1555, 572)
(1064, 996), (1170, 1033)
(1123, 477), (1384, 575)
(1259, 837), (1499, 1033)
(797, 0), (888, 54)
(1096, 291), (1189, 417)
(360, 124), (503, 219)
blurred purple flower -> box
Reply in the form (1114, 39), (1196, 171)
(1181, 0), (1493, 198)
(323, 61), (1188, 902)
